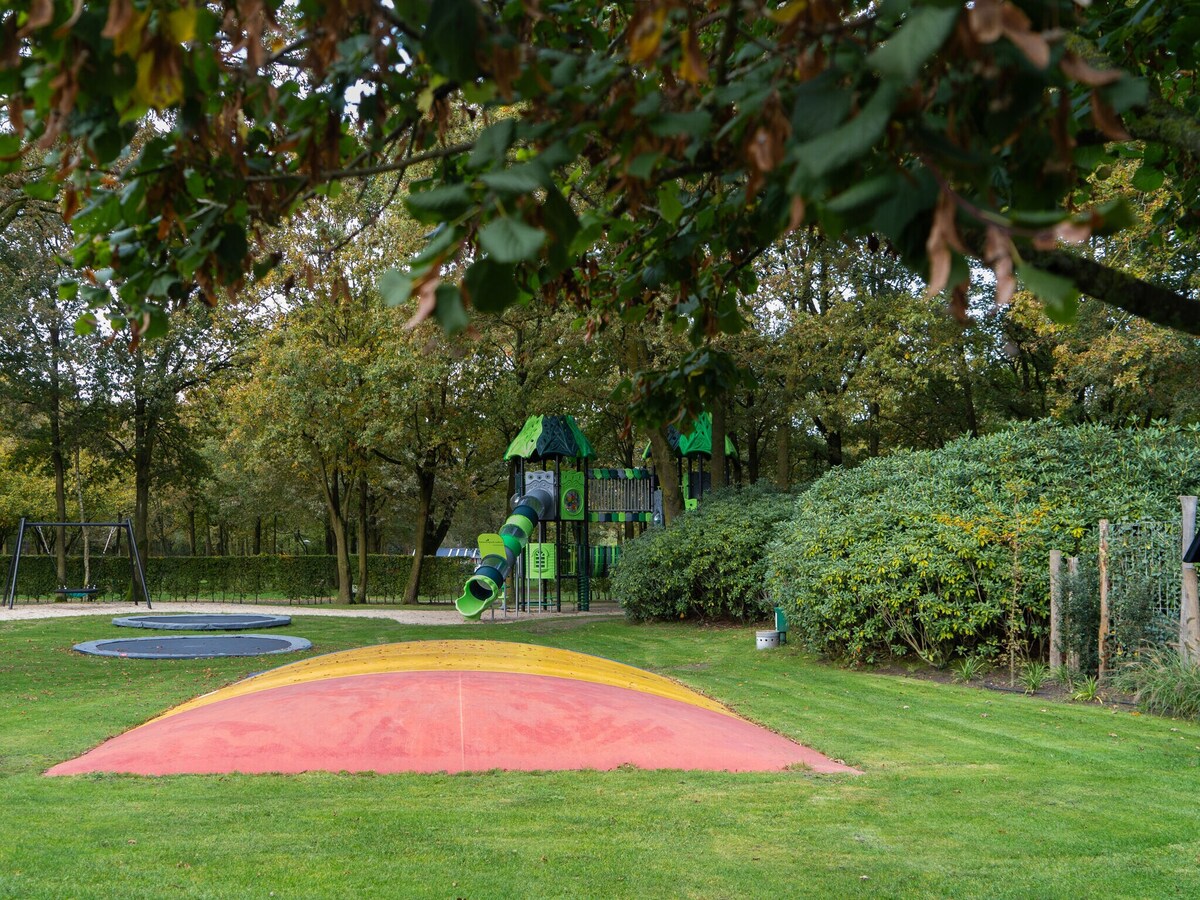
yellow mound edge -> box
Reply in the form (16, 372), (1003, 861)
(149, 640), (735, 723)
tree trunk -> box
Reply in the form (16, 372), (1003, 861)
(357, 476), (369, 605)
(253, 517), (262, 555)
(649, 428), (683, 525)
(187, 506), (197, 556)
(74, 446), (90, 586)
(404, 469), (436, 604)
(49, 320), (67, 586)
(320, 465), (353, 603)
(711, 398), (727, 491)
(132, 349), (155, 594)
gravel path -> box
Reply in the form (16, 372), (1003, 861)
(0, 600), (619, 625)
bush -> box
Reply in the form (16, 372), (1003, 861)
(765, 421), (1200, 666)
(614, 485), (796, 622)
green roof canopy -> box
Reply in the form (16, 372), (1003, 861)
(641, 412), (739, 460)
(505, 415), (596, 461)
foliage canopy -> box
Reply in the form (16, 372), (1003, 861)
(4, 0), (1200, 420)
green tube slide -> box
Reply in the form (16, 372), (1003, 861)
(456, 485), (555, 620)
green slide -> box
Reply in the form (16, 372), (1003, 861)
(455, 485), (554, 620)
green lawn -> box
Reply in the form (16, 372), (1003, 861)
(1, 614), (1198, 899)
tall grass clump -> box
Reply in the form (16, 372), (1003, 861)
(765, 421), (1200, 666)
(1113, 649), (1200, 720)
(614, 485), (796, 622)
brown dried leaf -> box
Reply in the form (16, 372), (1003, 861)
(53, 0), (84, 38)
(786, 195), (806, 233)
(1000, 4), (1050, 69)
(1055, 220), (1091, 244)
(101, 0), (133, 39)
(984, 226), (1015, 306)
(967, 0), (1004, 43)
(628, 6), (668, 64)
(18, 0), (54, 37)
(404, 273), (441, 329)
(1060, 52), (1122, 87)
(949, 283), (970, 323)
(61, 187), (80, 223)
(1032, 229), (1058, 251)
(680, 25), (708, 85)
(924, 191), (963, 298)
(1090, 90), (1131, 140)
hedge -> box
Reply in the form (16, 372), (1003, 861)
(6, 554), (474, 604)
(765, 421), (1200, 667)
(613, 484), (797, 622)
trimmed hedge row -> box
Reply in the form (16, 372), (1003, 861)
(8, 554), (474, 604)
(766, 421), (1200, 666)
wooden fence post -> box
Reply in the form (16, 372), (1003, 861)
(1181, 496), (1199, 662)
(1049, 549), (1063, 668)
(1066, 556), (1080, 670)
(1098, 519), (1110, 679)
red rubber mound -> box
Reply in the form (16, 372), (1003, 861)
(47, 671), (858, 776)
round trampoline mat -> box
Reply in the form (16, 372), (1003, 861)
(73, 634), (312, 659)
(112, 613), (292, 631)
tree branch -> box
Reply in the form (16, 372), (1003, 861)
(1025, 248), (1200, 334)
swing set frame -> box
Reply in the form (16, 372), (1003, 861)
(4, 518), (152, 610)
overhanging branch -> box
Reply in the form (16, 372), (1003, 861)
(1025, 248), (1200, 335)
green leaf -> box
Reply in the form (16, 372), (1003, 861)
(463, 258), (519, 314)
(478, 218), (546, 263)
(627, 153), (660, 180)
(480, 161), (549, 196)
(74, 313), (98, 336)
(1102, 76), (1149, 113)
(869, 6), (960, 83)
(378, 269), (414, 307)
(649, 111), (712, 137)
(1131, 165), (1165, 192)
(404, 183), (473, 222)
(424, 0), (480, 82)
(793, 83), (900, 181)
(57, 280), (79, 302)
(468, 119), (517, 169)
(824, 175), (902, 214)
(1017, 264), (1079, 323)
(657, 183), (684, 224)
(434, 283), (469, 335)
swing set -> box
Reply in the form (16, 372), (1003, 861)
(4, 518), (151, 609)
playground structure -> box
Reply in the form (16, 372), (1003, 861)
(456, 412), (737, 620)
(5, 518), (151, 609)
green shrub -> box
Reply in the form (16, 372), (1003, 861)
(766, 421), (1200, 666)
(614, 485), (796, 622)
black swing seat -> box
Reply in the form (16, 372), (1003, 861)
(54, 586), (99, 600)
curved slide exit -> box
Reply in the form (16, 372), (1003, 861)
(456, 484), (555, 619)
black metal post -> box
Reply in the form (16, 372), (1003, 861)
(5, 517), (26, 609)
(125, 519), (152, 608)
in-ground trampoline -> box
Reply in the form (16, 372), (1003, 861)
(112, 613), (292, 631)
(72, 634), (311, 659)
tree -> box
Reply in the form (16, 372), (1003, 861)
(5, 1), (1200, 423)
(0, 175), (86, 583)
